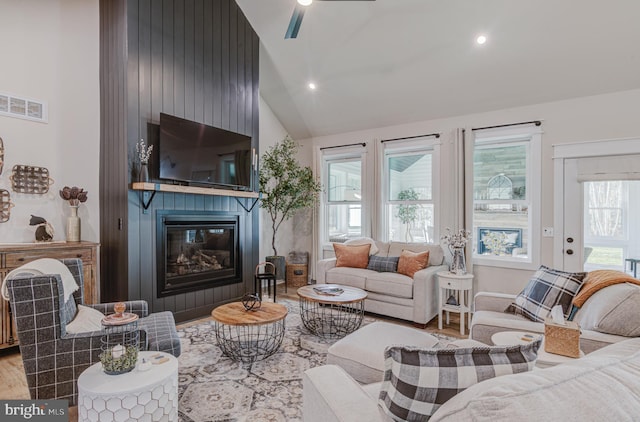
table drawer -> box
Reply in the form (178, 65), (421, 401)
(439, 277), (469, 290)
(5, 248), (92, 268)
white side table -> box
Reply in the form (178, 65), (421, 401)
(78, 351), (178, 422)
(490, 331), (585, 369)
(437, 271), (474, 335)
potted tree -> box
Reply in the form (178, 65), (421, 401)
(397, 188), (419, 242)
(259, 136), (322, 280)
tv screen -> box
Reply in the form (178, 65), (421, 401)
(159, 113), (253, 190)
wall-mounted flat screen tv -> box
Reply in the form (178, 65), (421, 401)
(159, 113), (254, 191)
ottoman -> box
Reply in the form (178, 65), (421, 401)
(327, 321), (439, 384)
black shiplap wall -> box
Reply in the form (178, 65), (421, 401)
(100, 0), (259, 322)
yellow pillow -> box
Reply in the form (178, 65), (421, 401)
(333, 243), (371, 269)
(397, 249), (430, 277)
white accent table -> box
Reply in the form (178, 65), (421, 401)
(437, 271), (474, 335)
(78, 351), (178, 422)
(491, 331), (585, 369)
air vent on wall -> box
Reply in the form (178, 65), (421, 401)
(0, 92), (48, 123)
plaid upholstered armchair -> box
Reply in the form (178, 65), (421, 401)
(6, 258), (181, 406)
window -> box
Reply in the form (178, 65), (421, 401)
(584, 181), (640, 272)
(322, 155), (364, 243)
(472, 126), (541, 268)
(382, 137), (439, 243)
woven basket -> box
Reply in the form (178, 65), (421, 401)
(286, 263), (308, 287)
(544, 317), (580, 358)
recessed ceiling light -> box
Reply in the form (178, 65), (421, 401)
(298, 0), (313, 6)
(476, 35), (487, 45)
(308, 82), (317, 90)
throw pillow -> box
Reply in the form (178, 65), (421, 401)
(378, 339), (541, 421)
(65, 305), (105, 334)
(397, 249), (430, 278)
(506, 265), (587, 323)
(344, 237), (379, 255)
(333, 243), (371, 269)
(574, 283), (640, 337)
(367, 256), (400, 273)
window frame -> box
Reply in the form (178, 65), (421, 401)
(380, 137), (440, 243)
(319, 148), (369, 246)
(471, 126), (542, 270)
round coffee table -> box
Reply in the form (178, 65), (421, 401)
(211, 301), (287, 365)
(297, 284), (367, 339)
(491, 331), (585, 369)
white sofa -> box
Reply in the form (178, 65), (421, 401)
(303, 338), (640, 421)
(316, 241), (448, 326)
(470, 291), (632, 354)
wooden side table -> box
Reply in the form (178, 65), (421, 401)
(297, 284), (367, 339)
(211, 301), (287, 365)
(437, 271), (474, 335)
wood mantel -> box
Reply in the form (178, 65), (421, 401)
(131, 182), (259, 199)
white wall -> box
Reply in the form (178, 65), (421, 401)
(300, 89), (640, 293)
(0, 0), (100, 243)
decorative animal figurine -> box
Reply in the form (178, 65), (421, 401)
(29, 215), (54, 242)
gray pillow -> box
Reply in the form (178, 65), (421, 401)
(366, 256), (399, 273)
(575, 283), (640, 337)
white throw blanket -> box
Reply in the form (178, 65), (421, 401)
(1, 258), (79, 302)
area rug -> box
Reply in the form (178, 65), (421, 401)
(176, 299), (455, 421)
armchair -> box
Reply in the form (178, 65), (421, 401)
(6, 258), (181, 405)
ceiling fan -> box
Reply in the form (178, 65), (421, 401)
(285, 0), (376, 39)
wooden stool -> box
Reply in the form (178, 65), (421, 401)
(254, 262), (277, 301)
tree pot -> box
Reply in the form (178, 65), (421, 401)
(265, 256), (286, 281)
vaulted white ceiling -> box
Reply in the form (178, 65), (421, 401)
(236, 0), (640, 139)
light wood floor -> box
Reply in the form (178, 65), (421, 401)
(0, 284), (467, 420)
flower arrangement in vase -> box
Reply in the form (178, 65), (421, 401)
(59, 186), (88, 242)
(135, 139), (153, 182)
(440, 227), (472, 274)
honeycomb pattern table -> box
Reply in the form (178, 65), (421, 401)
(78, 351), (178, 422)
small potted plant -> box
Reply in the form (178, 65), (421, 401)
(259, 136), (322, 279)
(135, 138), (153, 182)
(441, 227), (472, 275)
(59, 186), (88, 242)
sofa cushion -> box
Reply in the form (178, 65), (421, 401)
(367, 256), (399, 273)
(388, 242), (444, 266)
(397, 250), (430, 278)
(366, 272), (413, 299)
(326, 267), (369, 290)
(574, 282), (640, 337)
(345, 237), (380, 255)
(334, 243), (371, 269)
(379, 339), (541, 421)
(327, 322), (439, 384)
(430, 338), (640, 422)
(507, 265), (587, 322)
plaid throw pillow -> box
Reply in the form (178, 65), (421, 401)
(378, 339), (541, 421)
(367, 256), (399, 273)
(508, 265), (587, 322)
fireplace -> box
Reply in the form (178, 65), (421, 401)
(156, 211), (242, 297)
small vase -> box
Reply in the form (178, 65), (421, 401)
(67, 205), (81, 242)
(449, 245), (466, 275)
(139, 162), (149, 183)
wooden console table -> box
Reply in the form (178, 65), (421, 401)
(0, 241), (100, 349)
